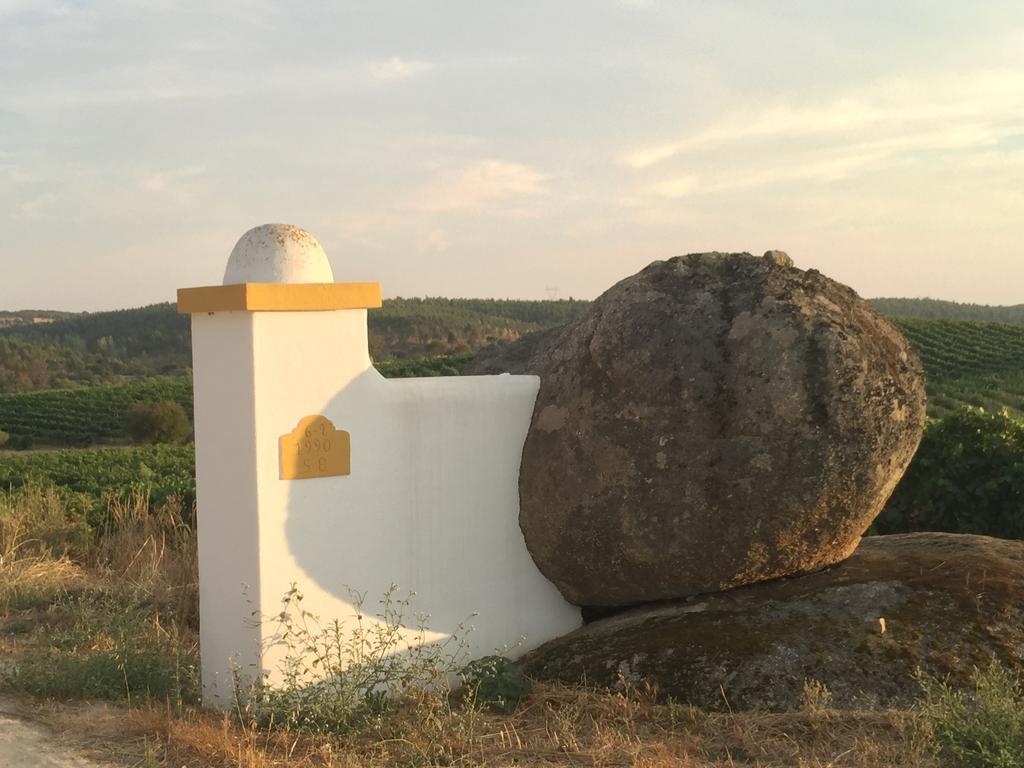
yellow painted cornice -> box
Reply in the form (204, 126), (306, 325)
(177, 283), (382, 314)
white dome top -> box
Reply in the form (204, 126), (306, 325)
(223, 224), (334, 285)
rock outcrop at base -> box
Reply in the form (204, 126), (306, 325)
(470, 252), (926, 606)
(520, 533), (1024, 711)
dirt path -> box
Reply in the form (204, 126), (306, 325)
(0, 700), (112, 768)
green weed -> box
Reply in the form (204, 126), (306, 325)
(235, 584), (471, 735)
(6, 590), (199, 707)
(917, 661), (1024, 767)
(460, 655), (532, 714)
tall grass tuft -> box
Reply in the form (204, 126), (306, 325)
(87, 490), (198, 629)
(0, 487), (89, 610)
(917, 662), (1024, 768)
(0, 486), (200, 707)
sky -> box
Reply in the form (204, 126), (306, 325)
(1, 1), (1023, 312)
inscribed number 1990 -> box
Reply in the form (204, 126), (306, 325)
(280, 415), (350, 480)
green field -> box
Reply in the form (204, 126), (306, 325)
(891, 318), (1024, 417)
(4, 313), (1024, 450)
(1, 303), (1023, 513)
(0, 375), (193, 447)
(0, 444), (195, 519)
(0, 360), (475, 448)
(0, 356), (477, 511)
(0, 311), (1021, 550)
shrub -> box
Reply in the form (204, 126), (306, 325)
(124, 400), (191, 445)
(917, 662), (1024, 767)
(873, 407), (1024, 538)
(0, 430), (8, 448)
(376, 352), (473, 379)
(460, 655), (532, 713)
(7, 433), (33, 450)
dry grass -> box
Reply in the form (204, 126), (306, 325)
(28, 682), (938, 767)
(0, 489), (89, 613)
(0, 488), (946, 767)
(0, 487), (79, 559)
(86, 491), (198, 629)
(0, 488), (199, 705)
(0, 488), (197, 627)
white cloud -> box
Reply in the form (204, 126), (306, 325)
(623, 143), (679, 169)
(417, 228), (451, 254)
(4, 3), (1024, 309)
(140, 165), (207, 192)
(622, 67), (1024, 175)
(10, 192), (58, 220)
(366, 57), (435, 83)
(0, 0), (45, 17)
(425, 228), (450, 252)
(651, 175), (698, 198)
(413, 160), (548, 212)
(0, 162), (38, 184)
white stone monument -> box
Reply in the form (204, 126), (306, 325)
(179, 224), (581, 705)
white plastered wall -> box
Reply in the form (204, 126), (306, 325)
(192, 307), (581, 705)
(191, 311), (263, 700)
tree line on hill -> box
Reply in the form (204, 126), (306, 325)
(0, 305), (190, 391)
(2, 294), (1024, 396)
(0, 309), (76, 328)
(0, 298), (590, 393)
(871, 297), (1024, 325)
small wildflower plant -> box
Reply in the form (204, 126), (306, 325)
(234, 583), (472, 735)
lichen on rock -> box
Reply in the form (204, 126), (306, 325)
(520, 533), (1024, 711)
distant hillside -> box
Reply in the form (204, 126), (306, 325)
(0, 310), (77, 328)
(0, 304), (190, 391)
(371, 297), (589, 357)
(0, 299), (590, 392)
(5, 296), (1024, 416)
(4, 295), (1024, 439)
(870, 298), (1024, 325)
(0, 357), (486, 448)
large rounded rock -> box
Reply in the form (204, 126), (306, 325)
(520, 533), (1024, 711)
(470, 252), (926, 606)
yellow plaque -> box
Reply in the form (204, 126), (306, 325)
(280, 416), (350, 480)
